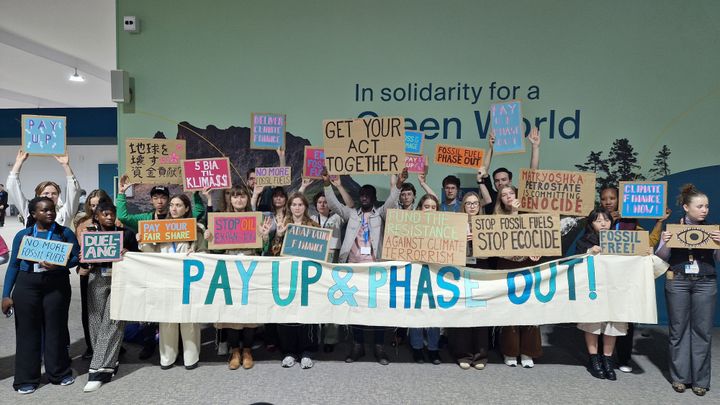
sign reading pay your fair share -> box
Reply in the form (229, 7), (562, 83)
(139, 218), (197, 243)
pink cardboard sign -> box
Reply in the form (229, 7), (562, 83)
(182, 157), (232, 191)
(304, 146), (325, 179)
(405, 154), (426, 173)
(207, 212), (263, 249)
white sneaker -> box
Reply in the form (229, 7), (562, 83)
(300, 356), (314, 369)
(520, 355), (534, 368)
(83, 381), (102, 392)
(458, 362), (471, 370)
(217, 341), (229, 356)
(504, 355), (518, 367)
(618, 364), (633, 373)
(281, 355), (295, 368)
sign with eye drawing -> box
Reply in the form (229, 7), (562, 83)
(666, 224), (720, 249)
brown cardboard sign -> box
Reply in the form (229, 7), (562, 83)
(517, 168), (596, 216)
(471, 213), (562, 257)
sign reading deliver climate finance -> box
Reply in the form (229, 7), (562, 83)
(619, 181), (667, 219)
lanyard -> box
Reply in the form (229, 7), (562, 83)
(33, 223), (56, 240)
(361, 212), (369, 244)
(170, 242), (177, 253)
(317, 214), (327, 229)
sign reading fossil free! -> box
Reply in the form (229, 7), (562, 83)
(599, 230), (650, 256)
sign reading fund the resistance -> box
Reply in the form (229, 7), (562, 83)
(471, 213), (562, 257)
(139, 218), (197, 243)
(666, 224), (720, 250)
(599, 230), (649, 256)
(81, 231), (124, 263)
(281, 224), (332, 261)
(250, 113), (286, 150)
(303, 146), (325, 179)
(125, 138), (186, 184)
(490, 100), (524, 154)
(619, 181), (667, 219)
(518, 168), (596, 216)
(18, 236), (73, 266)
(434, 144), (484, 169)
(323, 116), (405, 174)
(255, 166), (291, 187)
(382, 209), (467, 266)
(21, 115), (67, 155)
(182, 157), (232, 191)
(208, 212), (262, 250)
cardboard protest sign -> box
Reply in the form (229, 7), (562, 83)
(250, 113), (286, 150)
(18, 236), (73, 266)
(280, 224), (332, 261)
(382, 209), (467, 266)
(490, 100), (524, 154)
(472, 213), (562, 257)
(434, 144), (484, 169)
(619, 181), (667, 219)
(518, 168), (596, 216)
(208, 212), (263, 250)
(81, 231), (124, 263)
(125, 138), (186, 184)
(666, 224), (720, 250)
(599, 230), (649, 256)
(323, 116), (405, 175)
(21, 115), (67, 155)
(182, 157), (232, 191)
(255, 166), (291, 187)
(303, 146), (325, 179)
(405, 154), (426, 174)
(405, 130), (424, 154)
(138, 218), (197, 243)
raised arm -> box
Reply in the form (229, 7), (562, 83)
(251, 185), (263, 211)
(477, 166), (493, 207)
(6, 149), (30, 219)
(379, 168), (408, 218)
(528, 127), (541, 170)
(322, 168), (354, 220)
(277, 147), (286, 167)
(54, 154), (81, 219)
(331, 176), (355, 209)
(418, 170), (438, 200)
(484, 130), (495, 172)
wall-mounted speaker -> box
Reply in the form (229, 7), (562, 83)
(111, 70), (130, 103)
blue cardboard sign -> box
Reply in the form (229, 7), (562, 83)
(404, 130), (423, 154)
(18, 236), (73, 266)
(81, 231), (124, 263)
(251, 112), (286, 150)
(619, 181), (667, 219)
(21, 115), (67, 155)
(490, 100), (524, 154)
(280, 224), (332, 261)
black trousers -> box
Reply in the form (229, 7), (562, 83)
(447, 327), (489, 364)
(0, 206), (5, 226)
(12, 271), (72, 389)
(80, 274), (92, 351)
(277, 324), (313, 358)
(227, 327), (256, 349)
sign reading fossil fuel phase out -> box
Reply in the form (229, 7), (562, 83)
(518, 168), (596, 216)
(254, 166), (292, 187)
(250, 113), (286, 150)
(599, 230), (649, 256)
(490, 100), (524, 154)
(303, 146), (325, 179)
(81, 231), (124, 263)
(618, 181), (667, 219)
(21, 115), (67, 156)
(138, 218), (197, 243)
(382, 209), (467, 266)
(434, 144), (484, 169)
(471, 213), (561, 257)
(666, 224), (720, 250)
(182, 157), (232, 191)
(208, 212), (263, 250)
(323, 116), (405, 174)
(18, 236), (73, 266)
(281, 224), (332, 261)
(125, 138), (186, 184)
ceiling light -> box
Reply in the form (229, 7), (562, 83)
(69, 68), (85, 82)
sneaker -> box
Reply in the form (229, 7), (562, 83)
(374, 344), (390, 366)
(17, 384), (37, 394)
(345, 343), (365, 363)
(217, 341), (229, 356)
(282, 355), (296, 368)
(458, 362), (471, 370)
(473, 362), (486, 370)
(300, 355), (314, 369)
(82, 347), (94, 360)
(618, 364), (633, 373)
(504, 355), (518, 367)
(83, 381), (102, 392)
(412, 348), (424, 364)
(60, 375), (75, 386)
(520, 355), (534, 368)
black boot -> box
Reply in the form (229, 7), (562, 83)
(374, 344), (390, 366)
(602, 355), (617, 381)
(412, 348), (424, 363)
(588, 354), (605, 379)
(345, 343), (365, 363)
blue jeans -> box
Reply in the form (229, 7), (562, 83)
(409, 327), (440, 350)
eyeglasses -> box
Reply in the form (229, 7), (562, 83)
(464, 201), (479, 207)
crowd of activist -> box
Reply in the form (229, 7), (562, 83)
(0, 127), (718, 398)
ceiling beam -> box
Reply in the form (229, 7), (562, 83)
(0, 88), (71, 108)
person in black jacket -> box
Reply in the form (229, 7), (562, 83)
(0, 183), (8, 226)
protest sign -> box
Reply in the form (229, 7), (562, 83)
(111, 253), (668, 326)
(138, 218), (197, 243)
(405, 154), (426, 174)
(208, 212), (263, 250)
(382, 209), (467, 266)
(81, 231), (124, 263)
(255, 166), (292, 187)
(666, 224), (720, 250)
(21, 115), (67, 155)
(471, 213), (562, 257)
(18, 236), (73, 266)
(619, 181), (667, 219)
(250, 113), (286, 150)
(518, 168), (596, 216)
(491, 100), (524, 154)
(434, 144), (484, 169)
(281, 224), (332, 261)
(303, 146), (325, 179)
(322, 116), (405, 174)
(125, 138), (186, 184)
(599, 230), (649, 256)
(182, 157), (232, 191)
(405, 130), (424, 154)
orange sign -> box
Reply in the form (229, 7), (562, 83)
(138, 218), (197, 243)
(434, 144), (484, 169)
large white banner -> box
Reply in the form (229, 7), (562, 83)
(110, 253), (668, 327)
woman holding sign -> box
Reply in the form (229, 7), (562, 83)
(656, 184), (720, 396)
(139, 194), (207, 371)
(2, 197), (81, 394)
(262, 192), (320, 369)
